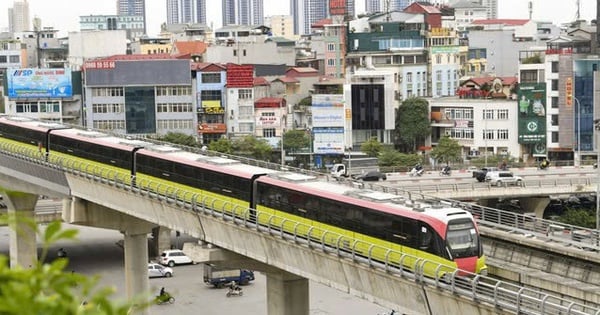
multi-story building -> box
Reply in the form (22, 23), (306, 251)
(79, 15), (145, 40)
(129, 37), (172, 55)
(83, 55), (194, 135)
(225, 64), (255, 139)
(264, 15), (294, 39)
(68, 30), (128, 70)
(8, 0), (30, 33)
(290, 0), (328, 35)
(166, 0), (207, 26)
(364, 0), (414, 14)
(450, 0), (487, 34)
(518, 24), (600, 165)
(206, 25), (295, 66)
(222, 0), (264, 26)
(117, 0), (146, 34)
(195, 63), (227, 144)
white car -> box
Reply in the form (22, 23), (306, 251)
(158, 249), (193, 267)
(148, 263), (173, 278)
(485, 171), (523, 187)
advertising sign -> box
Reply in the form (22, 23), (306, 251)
(313, 127), (344, 154)
(517, 83), (546, 144)
(312, 94), (345, 128)
(8, 68), (72, 98)
(329, 0), (347, 16)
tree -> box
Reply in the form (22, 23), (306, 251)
(430, 136), (462, 165)
(360, 137), (383, 157)
(233, 136), (273, 160)
(282, 130), (310, 153)
(378, 148), (422, 170)
(158, 132), (198, 147)
(0, 219), (141, 314)
(395, 97), (431, 152)
(208, 137), (233, 154)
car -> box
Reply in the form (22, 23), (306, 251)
(354, 170), (387, 181)
(484, 171), (523, 187)
(148, 263), (174, 278)
(158, 249), (194, 267)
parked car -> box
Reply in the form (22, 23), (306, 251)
(354, 170), (387, 181)
(484, 171), (523, 187)
(158, 249), (194, 267)
(148, 262), (174, 278)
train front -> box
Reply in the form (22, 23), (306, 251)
(445, 218), (487, 275)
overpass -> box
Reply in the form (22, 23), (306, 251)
(0, 144), (598, 315)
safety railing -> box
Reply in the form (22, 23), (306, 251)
(0, 143), (598, 314)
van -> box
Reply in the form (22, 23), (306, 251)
(158, 249), (194, 267)
(484, 171), (523, 187)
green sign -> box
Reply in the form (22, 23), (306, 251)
(518, 83), (546, 144)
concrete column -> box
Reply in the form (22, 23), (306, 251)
(519, 197), (550, 218)
(151, 226), (171, 257)
(123, 230), (150, 311)
(266, 272), (309, 315)
(4, 192), (38, 269)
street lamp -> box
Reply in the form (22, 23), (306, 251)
(483, 106), (488, 167)
(594, 119), (600, 244)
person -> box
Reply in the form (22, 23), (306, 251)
(229, 281), (239, 291)
(159, 287), (166, 297)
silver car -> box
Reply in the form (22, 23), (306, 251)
(148, 263), (174, 278)
(485, 171), (523, 187)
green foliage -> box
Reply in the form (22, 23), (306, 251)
(360, 138), (383, 157)
(522, 54), (542, 64)
(378, 148), (421, 168)
(555, 208), (596, 229)
(158, 132), (198, 147)
(282, 130), (310, 152)
(431, 136), (462, 164)
(298, 96), (312, 106)
(208, 137), (233, 154)
(233, 136), (273, 160)
(0, 218), (141, 315)
(395, 97), (431, 152)
(469, 154), (515, 168)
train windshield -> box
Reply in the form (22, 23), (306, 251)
(446, 220), (479, 258)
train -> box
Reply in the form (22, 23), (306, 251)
(0, 116), (487, 277)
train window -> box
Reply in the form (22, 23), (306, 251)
(419, 225), (433, 251)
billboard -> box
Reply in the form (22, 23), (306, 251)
(517, 83), (546, 145)
(329, 0), (347, 16)
(8, 68), (72, 98)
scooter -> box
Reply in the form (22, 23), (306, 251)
(155, 292), (175, 305)
(226, 286), (243, 297)
(439, 167), (451, 176)
(409, 167), (424, 177)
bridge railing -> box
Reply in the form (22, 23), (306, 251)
(0, 143), (599, 314)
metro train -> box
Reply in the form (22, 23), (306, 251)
(0, 116), (487, 276)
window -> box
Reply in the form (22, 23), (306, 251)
(9, 55), (19, 63)
(551, 61), (558, 73)
(327, 58), (336, 66)
(483, 109), (493, 120)
(201, 73), (221, 83)
(483, 129), (494, 140)
(327, 43), (335, 51)
(406, 72), (412, 83)
(238, 89), (252, 99)
(497, 109), (508, 120)
(551, 79), (558, 91)
(263, 128), (276, 137)
(551, 131), (559, 142)
(551, 114), (558, 126)
(551, 97), (559, 108)
(0, 56), (6, 63)
(520, 70), (538, 83)
(497, 129), (508, 140)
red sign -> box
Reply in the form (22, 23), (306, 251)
(84, 60), (116, 69)
(329, 0), (347, 16)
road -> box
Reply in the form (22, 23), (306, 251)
(0, 223), (393, 315)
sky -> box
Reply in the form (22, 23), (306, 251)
(0, 0), (597, 37)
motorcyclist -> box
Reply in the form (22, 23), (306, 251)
(539, 158), (549, 169)
(229, 281), (240, 291)
(57, 248), (67, 258)
(442, 165), (451, 174)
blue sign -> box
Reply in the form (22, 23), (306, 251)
(8, 68), (73, 98)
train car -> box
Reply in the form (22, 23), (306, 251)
(253, 173), (486, 276)
(0, 116), (66, 155)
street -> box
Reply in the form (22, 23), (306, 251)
(0, 223), (392, 315)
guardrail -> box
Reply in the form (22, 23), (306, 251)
(0, 143), (598, 314)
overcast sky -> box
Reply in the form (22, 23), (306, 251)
(0, 0), (597, 37)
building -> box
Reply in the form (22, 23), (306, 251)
(364, 0), (414, 14)
(8, 0), (30, 33)
(264, 15), (294, 39)
(83, 55), (194, 135)
(195, 62), (228, 144)
(67, 30), (129, 70)
(222, 0), (264, 26)
(129, 37), (172, 55)
(166, 0), (207, 26)
(79, 15), (145, 40)
(291, 0), (328, 35)
(450, 0), (487, 34)
(117, 0), (147, 35)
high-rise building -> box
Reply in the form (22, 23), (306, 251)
(480, 0), (498, 19)
(364, 0), (414, 14)
(222, 0), (264, 26)
(166, 0), (207, 25)
(117, 0), (147, 34)
(8, 0), (30, 33)
(290, 0), (327, 35)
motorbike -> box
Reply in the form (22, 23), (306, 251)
(409, 167), (424, 177)
(155, 292), (175, 305)
(57, 248), (67, 258)
(439, 167), (451, 176)
(538, 160), (550, 170)
(226, 286), (243, 297)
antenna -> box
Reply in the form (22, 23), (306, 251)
(528, 1), (533, 20)
(385, 0), (391, 21)
(575, 0), (581, 20)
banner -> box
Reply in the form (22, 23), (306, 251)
(8, 68), (72, 98)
